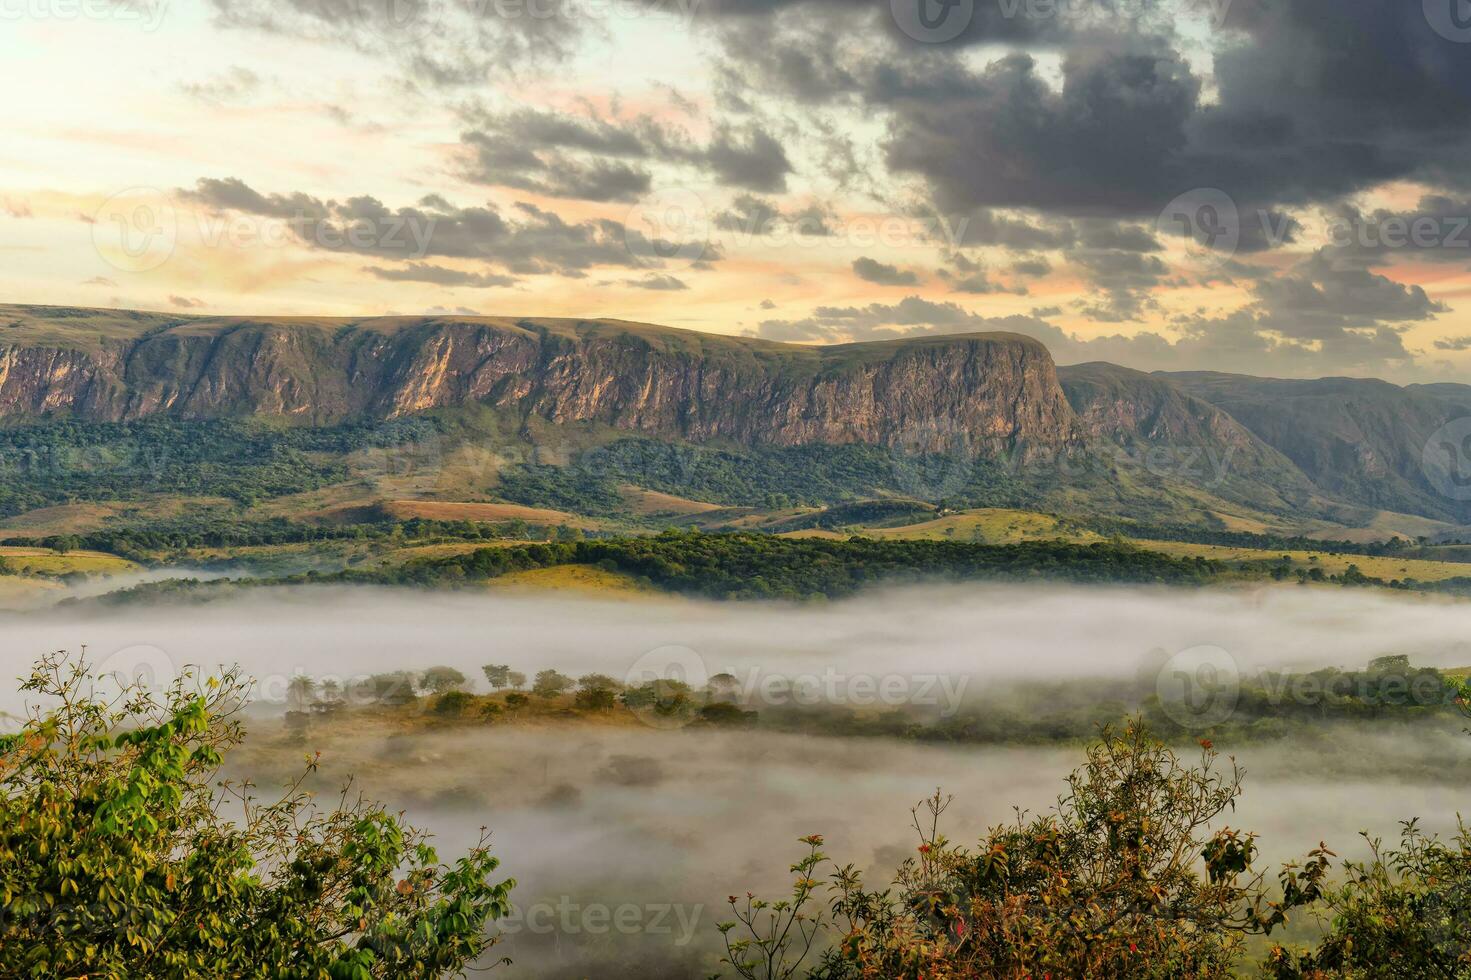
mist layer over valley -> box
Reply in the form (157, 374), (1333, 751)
(6, 582), (1471, 975)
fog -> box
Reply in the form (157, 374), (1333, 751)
(233, 725), (1470, 978)
(7, 581), (1471, 713)
(6, 581), (1471, 975)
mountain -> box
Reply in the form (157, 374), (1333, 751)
(1162, 372), (1471, 524)
(4, 304), (1471, 531)
(0, 305), (1078, 456)
(1056, 362), (1319, 516)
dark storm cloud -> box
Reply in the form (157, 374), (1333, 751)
(704, 124), (793, 192)
(457, 108), (792, 200)
(852, 256), (918, 285)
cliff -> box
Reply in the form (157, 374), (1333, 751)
(0, 306), (1082, 455)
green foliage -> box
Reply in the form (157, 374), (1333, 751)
(1264, 821), (1471, 979)
(725, 726), (1329, 980)
(531, 669), (574, 700)
(420, 666), (467, 695)
(0, 652), (513, 978)
(0, 419), (359, 516)
(433, 690), (476, 717)
(375, 531), (1220, 600)
(481, 665), (512, 690)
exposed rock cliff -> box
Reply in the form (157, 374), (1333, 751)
(0, 307), (1083, 455)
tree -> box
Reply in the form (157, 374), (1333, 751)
(506, 671), (527, 690)
(0, 651), (514, 978)
(366, 671), (419, 705)
(421, 666), (467, 695)
(482, 664), (512, 690)
(577, 673), (622, 693)
(286, 674), (316, 710)
(532, 669), (574, 700)
(433, 690), (475, 717)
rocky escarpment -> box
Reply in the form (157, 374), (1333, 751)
(0, 307), (1083, 455)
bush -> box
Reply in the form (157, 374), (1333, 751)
(0, 652), (514, 978)
(433, 690), (475, 716)
(721, 724), (1330, 980)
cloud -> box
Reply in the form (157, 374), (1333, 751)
(182, 177), (710, 277)
(851, 256), (918, 286)
(169, 295), (206, 309)
(704, 124), (792, 192)
(369, 263), (518, 288)
(1435, 336), (1471, 352)
(627, 273), (689, 290)
(181, 66), (261, 105)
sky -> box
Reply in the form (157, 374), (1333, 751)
(5, 0), (1471, 381)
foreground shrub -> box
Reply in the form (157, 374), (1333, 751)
(722, 725), (1330, 980)
(0, 652), (513, 978)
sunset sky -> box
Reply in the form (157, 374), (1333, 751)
(6, 0), (1471, 381)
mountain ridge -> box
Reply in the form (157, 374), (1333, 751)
(4, 304), (1470, 527)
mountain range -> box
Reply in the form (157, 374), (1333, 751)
(3, 304), (1469, 533)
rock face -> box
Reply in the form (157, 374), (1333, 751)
(0, 308), (1083, 455)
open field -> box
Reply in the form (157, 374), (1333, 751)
(0, 546), (138, 575)
(486, 563), (659, 595)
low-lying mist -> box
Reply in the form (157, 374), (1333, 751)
(7, 580), (1471, 976)
(7, 581), (1471, 712)
(232, 724), (1469, 978)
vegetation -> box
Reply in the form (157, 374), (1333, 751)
(378, 532), (1221, 599)
(0, 652), (513, 978)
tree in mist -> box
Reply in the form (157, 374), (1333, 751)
(366, 671), (419, 706)
(506, 671), (527, 690)
(421, 666), (467, 695)
(532, 669), (574, 700)
(0, 651), (514, 978)
(286, 674), (316, 710)
(482, 664), (512, 689)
